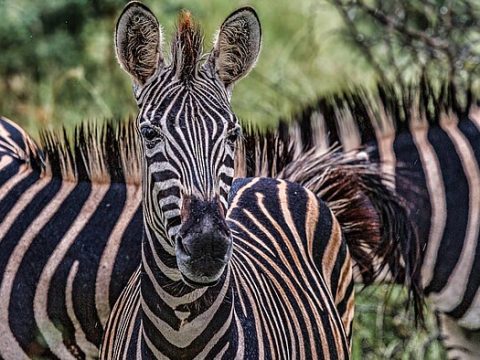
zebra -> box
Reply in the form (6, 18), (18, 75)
(0, 3), (420, 358)
(0, 117), (144, 359)
(275, 83), (480, 359)
(101, 176), (355, 359)
(98, 3), (358, 358)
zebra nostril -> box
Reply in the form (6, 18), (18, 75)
(176, 236), (191, 256)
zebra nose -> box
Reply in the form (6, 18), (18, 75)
(176, 196), (232, 284)
(177, 197), (231, 259)
(179, 230), (232, 262)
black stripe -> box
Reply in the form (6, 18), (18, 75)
(109, 207), (143, 305)
(0, 172), (40, 224)
(393, 131), (431, 248)
(425, 125), (469, 294)
(447, 119), (480, 319)
(0, 161), (22, 188)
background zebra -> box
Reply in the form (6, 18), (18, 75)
(0, 116), (143, 359)
(270, 82), (480, 359)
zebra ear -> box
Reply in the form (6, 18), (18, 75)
(115, 1), (164, 86)
(209, 7), (261, 88)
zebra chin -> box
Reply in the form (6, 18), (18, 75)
(175, 231), (233, 288)
(176, 254), (231, 288)
(180, 268), (227, 289)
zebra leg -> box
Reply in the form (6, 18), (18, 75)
(437, 312), (480, 360)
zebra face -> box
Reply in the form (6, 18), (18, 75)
(115, 2), (261, 287)
(137, 73), (239, 286)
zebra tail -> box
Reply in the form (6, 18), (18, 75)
(239, 123), (425, 323)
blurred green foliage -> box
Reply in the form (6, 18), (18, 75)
(0, 1), (456, 359)
(354, 287), (445, 359)
(0, 0), (377, 135)
(331, 0), (480, 102)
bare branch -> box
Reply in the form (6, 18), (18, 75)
(329, 0), (388, 84)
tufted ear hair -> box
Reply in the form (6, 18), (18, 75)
(209, 7), (261, 89)
(115, 1), (164, 86)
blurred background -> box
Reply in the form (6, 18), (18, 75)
(0, 0), (376, 134)
(2, 0), (480, 358)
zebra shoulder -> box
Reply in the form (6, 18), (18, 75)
(228, 177), (348, 263)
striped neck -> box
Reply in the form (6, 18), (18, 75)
(139, 225), (236, 357)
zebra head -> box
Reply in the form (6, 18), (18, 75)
(115, 2), (261, 287)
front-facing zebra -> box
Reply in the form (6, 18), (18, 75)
(101, 3), (353, 358)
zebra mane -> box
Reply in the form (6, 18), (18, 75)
(37, 119), (141, 185)
(172, 10), (203, 81)
(292, 80), (474, 149)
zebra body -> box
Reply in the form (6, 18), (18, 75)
(0, 117), (143, 359)
(101, 177), (353, 359)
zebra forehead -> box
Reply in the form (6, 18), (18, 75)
(140, 90), (234, 130)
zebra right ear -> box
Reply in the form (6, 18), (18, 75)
(115, 1), (164, 86)
(209, 7), (262, 89)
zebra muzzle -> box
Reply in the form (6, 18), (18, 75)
(176, 197), (232, 287)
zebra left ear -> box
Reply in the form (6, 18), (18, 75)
(115, 2), (164, 87)
(209, 7), (262, 89)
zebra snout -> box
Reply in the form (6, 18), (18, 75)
(179, 230), (232, 263)
(176, 197), (232, 287)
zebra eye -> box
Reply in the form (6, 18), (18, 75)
(140, 125), (161, 143)
(226, 127), (241, 144)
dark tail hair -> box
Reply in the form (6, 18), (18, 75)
(237, 102), (425, 322)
